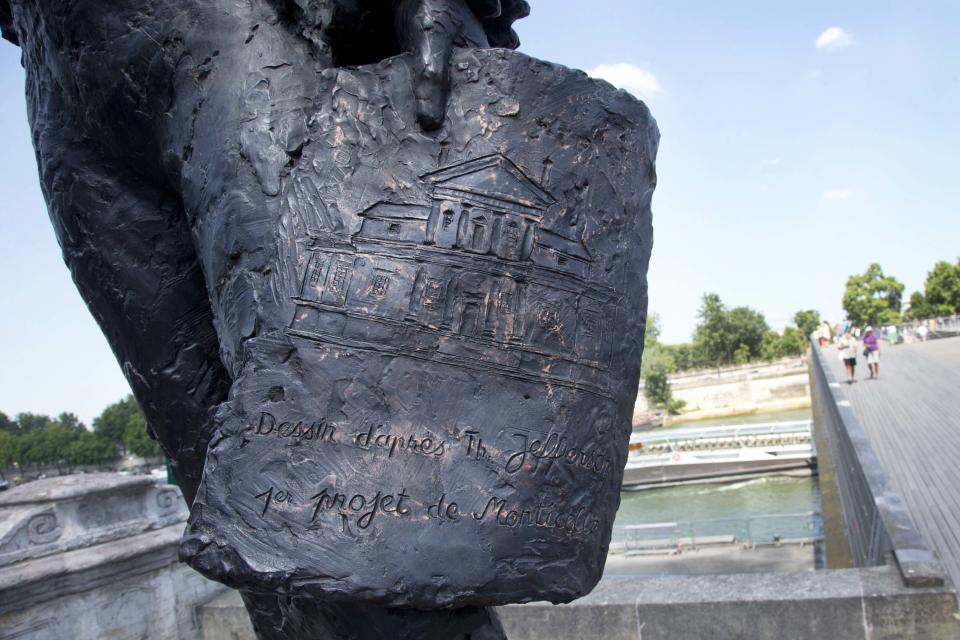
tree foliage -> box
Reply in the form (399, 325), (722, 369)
(0, 401), (136, 474)
(779, 326), (807, 356)
(641, 314), (676, 378)
(760, 326), (808, 362)
(14, 412), (52, 435)
(69, 431), (117, 466)
(641, 296), (805, 378)
(668, 343), (707, 372)
(692, 293), (770, 366)
(0, 411), (15, 434)
(924, 260), (960, 312)
(93, 395), (144, 449)
(906, 260), (960, 320)
(793, 310), (821, 338)
(733, 344), (750, 365)
(643, 364), (670, 405)
(905, 291), (931, 321)
(57, 412), (86, 433)
(124, 421), (162, 458)
(640, 313), (685, 414)
(842, 263), (904, 327)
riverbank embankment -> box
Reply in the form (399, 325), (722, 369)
(634, 357), (811, 425)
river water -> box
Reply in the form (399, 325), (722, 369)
(612, 409), (823, 545)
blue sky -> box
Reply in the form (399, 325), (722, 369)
(1, 1), (958, 424)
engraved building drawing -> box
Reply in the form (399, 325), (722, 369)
(288, 154), (617, 397)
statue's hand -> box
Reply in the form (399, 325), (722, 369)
(396, 0), (488, 130)
(287, 0), (527, 130)
(396, 0), (528, 130)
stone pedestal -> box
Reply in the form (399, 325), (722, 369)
(0, 474), (225, 640)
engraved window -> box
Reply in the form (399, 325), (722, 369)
(442, 207), (455, 230)
(330, 262), (350, 294)
(503, 221), (520, 248)
(423, 279), (444, 306)
(537, 306), (562, 330)
(371, 273), (390, 297)
(388, 223), (402, 235)
(581, 313), (598, 337)
(497, 291), (514, 313)
(471, 217), (487, 250)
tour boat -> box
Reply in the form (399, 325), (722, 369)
(633, 411), (665, 430)
(622, 420), (815, 489)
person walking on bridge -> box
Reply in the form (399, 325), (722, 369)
(838, 331), (858, 383)
(863, 326), (881, 379)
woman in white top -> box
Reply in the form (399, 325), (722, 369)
(837, 332), (858, 383)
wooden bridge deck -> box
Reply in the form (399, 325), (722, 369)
(823, 336), (960, 586)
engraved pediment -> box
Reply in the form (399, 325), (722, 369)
(422, 154), (555, 217)
(358, 202), (431, 221)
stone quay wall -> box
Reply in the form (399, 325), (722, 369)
(634, 357), (811, 423)
(0, 473), (225, 640)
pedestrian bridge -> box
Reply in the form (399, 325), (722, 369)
(815, 336), (960, 588)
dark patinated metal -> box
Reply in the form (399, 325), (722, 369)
(1, 1), (657, 637)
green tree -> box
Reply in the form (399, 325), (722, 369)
(793, 310), (821, 339)
(668, 343), (706, 372)
(693, 293), (729, 366)
(693, 293), (770, 366)
(14, 412), (52, 435)
(37, 423), (76, 472)
(760, 330), (782, 362)
(639, 314), (685, 413)
(643, 362), (685, 414)
(94, 395), (145, 449)
(641, 314), (677, 378)
(643, 363), (671, 407)
(123, 422), (162, 458)
(779, 326), (807, 356)
(69, 431), (118, 467)
(0, 411), (15, 434)
(726, 306), (769, 359)
(842, 263), (904, 327)
(0, 430), (19, 478)
(644, 312), (663, 347)
(905, 291), (931, 320)
(15, 423), (71, 469)
(733, 343), (751, 365)
(923, 260), (960, 315)
(56, 412), (86, 434)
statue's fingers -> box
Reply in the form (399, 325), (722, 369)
(466, 0), (502, 19)
(396, 0), (488, 130)
(480, 0), (528, 48)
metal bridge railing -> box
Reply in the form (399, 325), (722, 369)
(809, 339), (945, 587)
(872, 313), (960, 344)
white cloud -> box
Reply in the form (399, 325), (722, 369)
(823, 188), (853, 200)
(588, 63), (662, 98)
(815, 27), (852, 51)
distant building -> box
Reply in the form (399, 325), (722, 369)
(289, 154), (615, 398)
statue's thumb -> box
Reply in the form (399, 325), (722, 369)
(396, 0), (474, 131)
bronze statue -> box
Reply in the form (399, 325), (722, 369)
(0, 2), (658, 637)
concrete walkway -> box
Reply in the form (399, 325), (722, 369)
(823, 336), (960, 588)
